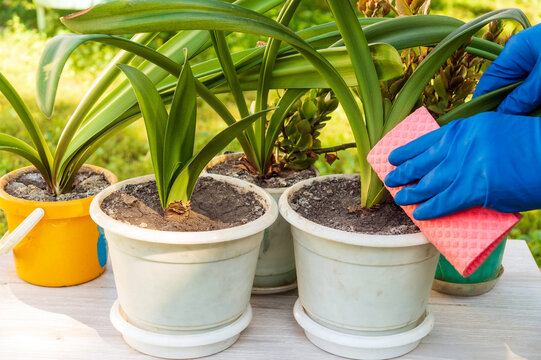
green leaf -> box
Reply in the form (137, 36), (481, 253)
(167, 108), (274, 206)
(0, 134), (49, 182)
(117, 64), (168, 206)
(255, 0), (301, 172)
(164, 51), (197, 195)
(295, 133), (312, 152)
(300, 101), (317, 121)
(208, 30), (259, 169)
(209, 31), (250, 118)
(37, 33), (161, 118)
(0, 72), (53, 182)
(211, 44), (403, 91)
(327, 0), (383, 146)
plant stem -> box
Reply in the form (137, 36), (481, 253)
(312, 142), (356, 154)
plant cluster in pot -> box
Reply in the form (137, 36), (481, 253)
(276, 5), (530, 359)
(0, 71), (118, 287)
(359, 0), (514, 298)
(88, 56), (278, 358)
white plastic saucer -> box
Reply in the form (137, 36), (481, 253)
(252, 281), (297, 295)
(293, 299), (434, 360)
(110, 300), (252, 359)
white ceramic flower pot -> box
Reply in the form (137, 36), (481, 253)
(206, 153), (318, 294)
(89, 174), (278, 359)
(279, 174), (439, 359)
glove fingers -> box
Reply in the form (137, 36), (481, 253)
(473, 61), (525, 99)
(473, 33), (532, 98)
(412, 180), (481, 220)
(497, 58), (541, 115)
(394, 161), (453, 206)
(385, 145), (446, 188)
(388, 126), (446, 166)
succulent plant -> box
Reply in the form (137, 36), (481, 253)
(277, 88), (339, 170)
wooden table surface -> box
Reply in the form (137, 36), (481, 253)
(1, 239), (540, 360)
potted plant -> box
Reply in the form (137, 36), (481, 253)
(0, 70), (118, 287)
(358, 0), (514, 297)
(276, 5), (529, 359)
(203, 14), (401, 292)
(88, 56), (278, 358)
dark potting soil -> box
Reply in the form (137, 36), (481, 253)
(4, 166), (110, 202)
(207, 159), (316, 188)
(289, 177), (419, 235)
(100, 177), (266, 231)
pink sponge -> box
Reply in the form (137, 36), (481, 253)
(367, 107), (520, 277)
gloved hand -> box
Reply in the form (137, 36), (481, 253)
(473, 23), (541, 115)
(385, 112), (541, 220)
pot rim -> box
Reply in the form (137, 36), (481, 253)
(0, 164), (118, 219)
(279, 174), (430, 248)
(89, 173), (278, 245)
(205, 152), (319, 195)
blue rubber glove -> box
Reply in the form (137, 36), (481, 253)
(384, 112), (541, 220)
(473, 24), (541, 115)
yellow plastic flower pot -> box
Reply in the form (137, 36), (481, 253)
(0, 165), (117, 287)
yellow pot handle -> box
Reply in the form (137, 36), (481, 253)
(0, 208), (44, 255)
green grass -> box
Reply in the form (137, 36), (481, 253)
(0, 0), (540, 266)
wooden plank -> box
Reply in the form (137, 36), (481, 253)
(0, 240), (539, 359)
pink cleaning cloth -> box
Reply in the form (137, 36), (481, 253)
(367, 106), (521, 277)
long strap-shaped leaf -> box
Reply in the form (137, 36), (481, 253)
(164, 51), (197, 195)
(0, 73), (53, 181)
(0, 134), (50, 185)
(325, 0), (384, 206)
(209, 30), (258, 167)
(209, 45), (403, 91)
(327, 0), (383, 146)
(118, 64), (168, 205)
(385, 8), (530, 134)
(255, 0), (301, 172)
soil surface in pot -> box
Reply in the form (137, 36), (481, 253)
(207, 159), (316, 188)
(289, 177), (418, 235)
(101, 177), (265, 231)
(4, 166), (110, 202)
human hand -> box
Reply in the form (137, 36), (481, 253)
(473, 24), (541, 115)
(384, 112), (541, 220)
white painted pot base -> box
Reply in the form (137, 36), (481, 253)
(110, 300), (252, 359)
(293, 299), (434, 360)
(252, 281), (297, 295)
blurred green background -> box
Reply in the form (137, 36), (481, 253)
(1, 0), (540, 266)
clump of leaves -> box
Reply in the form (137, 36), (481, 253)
(118, 53), (269, 218)
(359, 0), (509, 120)
(277, 88), (339, 170)
(58, 0), (530, 209)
